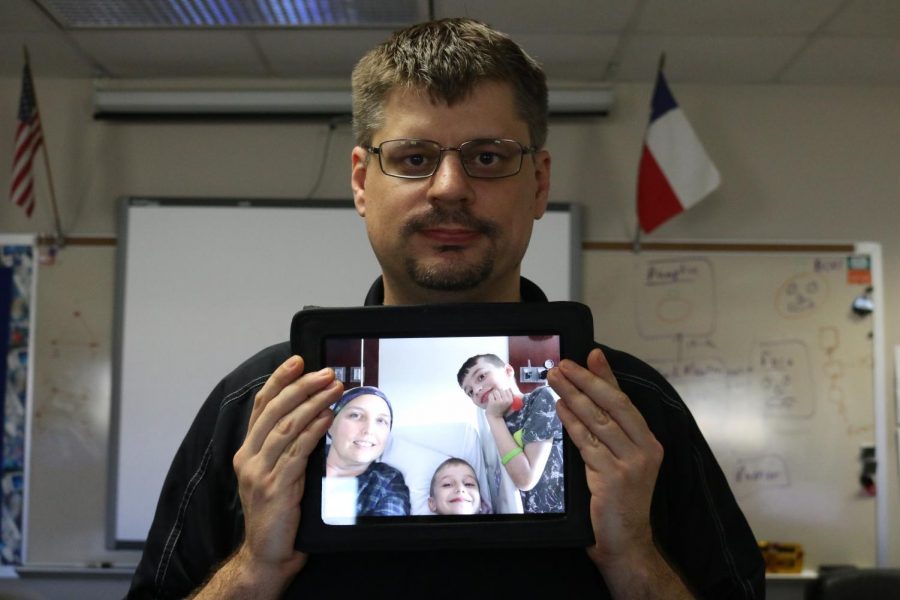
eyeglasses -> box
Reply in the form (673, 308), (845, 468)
(365, 138), (537, 180)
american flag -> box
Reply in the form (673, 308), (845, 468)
(10, 61), (44, 218)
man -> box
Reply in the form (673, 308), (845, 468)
(128, 18), (764, 599)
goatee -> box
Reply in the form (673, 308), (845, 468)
(400, 206), (498, 291)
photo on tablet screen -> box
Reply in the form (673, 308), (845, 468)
(321, 334), (563, 525)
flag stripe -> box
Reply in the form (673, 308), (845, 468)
(637, 146), (683, 233)
(13, 124), (42, 164)
(649, 73), (678, 121)
(645, 108), (720, 210)
(636, 69), (720, 234)
(11, 156), (35, 193)
(10, 61), (43, 219)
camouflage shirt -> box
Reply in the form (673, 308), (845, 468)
(503, 386), (564, 513)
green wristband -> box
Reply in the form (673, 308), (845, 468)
(501, 447), (524, 466)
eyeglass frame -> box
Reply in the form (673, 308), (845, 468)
(364, 138), (539, 180)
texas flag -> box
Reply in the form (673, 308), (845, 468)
(637, 70), (720, 233)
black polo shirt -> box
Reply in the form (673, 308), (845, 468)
(128, 278), (765, 599)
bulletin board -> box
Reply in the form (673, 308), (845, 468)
(0, 236), (36, 570)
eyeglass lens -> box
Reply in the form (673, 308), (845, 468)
(377, 139), (526, 179)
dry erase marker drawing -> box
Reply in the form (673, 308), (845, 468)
(774, 272), (828, 319)
(49, 309), (101, 358)
(732, 454), (790, 498)
(635, 258), (715, 340)
(751, 339), (815, 418)
(819, 326), (873, 437)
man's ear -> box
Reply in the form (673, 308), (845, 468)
(351, 146), (369, 217)
(531, 149), (551, 220)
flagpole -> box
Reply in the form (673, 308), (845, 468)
(23, 46), (65, 245)
(633, 53), (667, 253)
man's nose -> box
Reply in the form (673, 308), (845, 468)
(427, 151), (473, 202)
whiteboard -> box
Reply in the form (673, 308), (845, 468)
(109, 198), (579, 547)
(583, 243), (884, 570)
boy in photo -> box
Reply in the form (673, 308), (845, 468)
(427, 458), (487, 516)
(457, 354), (564, 513)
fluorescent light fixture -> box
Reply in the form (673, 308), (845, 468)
(93, 88), (353, 117)
(93, 85), (613, 119)
(37, 0), (427, 28)
(549, 88), (615, 116)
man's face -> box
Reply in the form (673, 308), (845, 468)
(428, 462), (481, 516)
(351, 81), (551, 304)
(460, 358), (514, 409)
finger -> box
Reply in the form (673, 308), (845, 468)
(245, 366), (338, 455)
(248, 355), (305, 433)
(555, 392), (615, 467)
(554, 357), (655, 450)
(586, 348), (622, 392)
(548, 366), (633, 460)
(256, 377), (343, 470)
(272, 406), (335, 484)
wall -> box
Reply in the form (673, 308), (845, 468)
(0, 77), (897, 594)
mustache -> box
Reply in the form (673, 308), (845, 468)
(400, 206), (498, 238)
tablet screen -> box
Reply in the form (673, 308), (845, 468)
(292, 302), (593, 551)
(321, 334), (564, 525)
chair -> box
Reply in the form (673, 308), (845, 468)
(806, 567), (900, 600)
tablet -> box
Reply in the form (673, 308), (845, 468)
(291, 301), (594, 552)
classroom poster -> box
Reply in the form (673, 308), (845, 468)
(0, 239), (35, 565)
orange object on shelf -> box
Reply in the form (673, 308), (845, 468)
(758, 541), (805, 573)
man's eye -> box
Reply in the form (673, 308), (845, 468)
(403, 153), (426, 166)
(476, 152), (499, 165)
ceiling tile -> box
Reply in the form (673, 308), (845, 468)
(637, 0), (845, 35)
(0, 32), (96, 77)
(70, 30), (269, 77)
(614, 35), (808, 83)
(434, 0), (637, 33)
(1, 0), (897, 86)
(514, 33), (620, 81)
(254, 29), (393, 78)
(0, 0), (59, 32)
(825, 0), (900, 36)
(780, 37), (900, 84)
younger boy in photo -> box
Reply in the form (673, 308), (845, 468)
(427, 458), (487, 516)
(457, 354), (564, 513)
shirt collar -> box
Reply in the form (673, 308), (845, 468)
(363, 277), (548, 306)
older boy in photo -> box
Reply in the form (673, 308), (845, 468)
(458, 354), (563, 513)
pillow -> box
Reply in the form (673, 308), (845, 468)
(381, 435), (451, 515)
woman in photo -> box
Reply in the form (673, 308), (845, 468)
(325, 386), (410, 517)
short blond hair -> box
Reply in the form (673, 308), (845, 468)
(429, 457), (479, 498)
(351, 18), (548, 148)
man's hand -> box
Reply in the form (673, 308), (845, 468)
(193, 355), (342, 599)
(548, 348), (693, 598)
